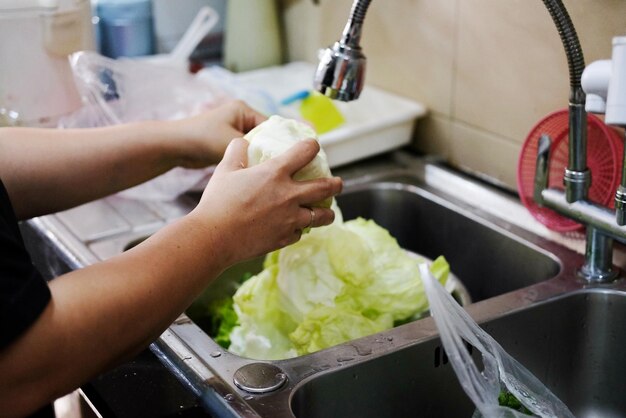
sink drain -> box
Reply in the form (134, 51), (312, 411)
(233, 363), (288, 394)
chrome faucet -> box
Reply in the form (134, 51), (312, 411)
(534, 5), (626, 283)
(316, 0), (624, 282)
(313, 0), (371, 101)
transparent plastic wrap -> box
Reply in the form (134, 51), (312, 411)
(58, 50), (227, 200)
(418, 263), (575, 418)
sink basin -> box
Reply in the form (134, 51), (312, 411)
(291, 288), (626, 418)
(185, 178), (562, 337)
(27, 154), (593, 418)
(165, 169), (579, 418)
(336, 180), (561, 302)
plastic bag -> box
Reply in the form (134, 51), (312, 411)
(195, 66), (280, 116)
(418, 263), (575, 418)
(59, 50), (228, 201)
(61, 50), (227, 128)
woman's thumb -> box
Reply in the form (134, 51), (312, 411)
(218, 138), (249, 172)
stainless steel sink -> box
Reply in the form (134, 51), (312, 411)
(291, 288), (626, 418)
(335, 180), (561, 302)
(185, 179), (562, 343)
(26, 152), (609, 418)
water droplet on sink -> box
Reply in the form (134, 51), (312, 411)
(354, 345), (372, 356)
(337, 357), (354, 362)
(243, 395), (254, 401)
(386, 336), (394, 342)
(210, 351), (222, 358)
(224, 394), (235, 402)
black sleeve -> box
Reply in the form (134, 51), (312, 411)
(0, 179), (51, 350)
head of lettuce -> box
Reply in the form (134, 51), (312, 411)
(218, 115), (451, 360)
(244, 115), (333, 208)
(226, 217), (450, 360)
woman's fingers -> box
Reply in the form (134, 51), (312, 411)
(294, 177), (343, 207)
(264, 139), (343, 208)
(203, 136), (341, 259)
(216, 138), (248, 172)
(240, 105), (268, 133)
(272, 139), (321, 175)
(298, 206), (335, 230)
(222, 99), (267, 134)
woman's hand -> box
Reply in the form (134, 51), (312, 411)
(171, 100), (267, 169)
(188, 137), (343, 265)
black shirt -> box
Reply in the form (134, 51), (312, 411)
(0, 179), (55, 417)
(0, 179), (51, 349)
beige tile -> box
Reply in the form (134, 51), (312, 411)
(454, 0), (626, 144)
(367, 0), (457, 115)
(281, 1), (322, 63)
(279, 0), (626, 188)
(454, 0), (570, 143)
(564, 0), (626, 64)
(449, 121), (521, 190)
(318, 0), (354, 45)
(411, 113), (455, 158)
(319, 0), (457, 115)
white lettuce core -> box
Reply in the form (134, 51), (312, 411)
(244, 115), (333, 208)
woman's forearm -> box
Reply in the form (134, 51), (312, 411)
(0, 215), (230, 417)
(0, 121), (186, 219)
(0, 100), (266, 220)
(0, 136), (342, 418)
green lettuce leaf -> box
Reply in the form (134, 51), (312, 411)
(227, 217), (451, 359)
(211, 298), (238, 349)
(290, 306), (393, 355)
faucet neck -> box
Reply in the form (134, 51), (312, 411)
(340, 0), (372, 48)
(542, 0), (586, 98)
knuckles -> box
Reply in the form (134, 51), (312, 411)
(318, 179), (335, 197)
(224, 99), (248, 111)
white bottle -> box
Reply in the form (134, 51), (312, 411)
(223, 0), (282, 72)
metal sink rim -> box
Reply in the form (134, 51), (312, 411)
(287, 283), (626, 418)
(29, 154), (598, 418)
(152, 166), (590, 418)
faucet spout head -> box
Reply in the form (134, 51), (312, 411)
(314, 41), (366, 102)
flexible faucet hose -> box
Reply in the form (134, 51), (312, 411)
(542, 0), (589, 198)
(340, 0), (373, 47)
(349, 0), (372, 25)
(541, 0), (585, 104)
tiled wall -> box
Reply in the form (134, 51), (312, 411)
(280, 0), (626, 191)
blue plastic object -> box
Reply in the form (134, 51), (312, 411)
(97, 0), (154, 58)
(280, 90), (310, 106)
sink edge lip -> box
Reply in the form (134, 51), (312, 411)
(162, 269), (626, 418)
